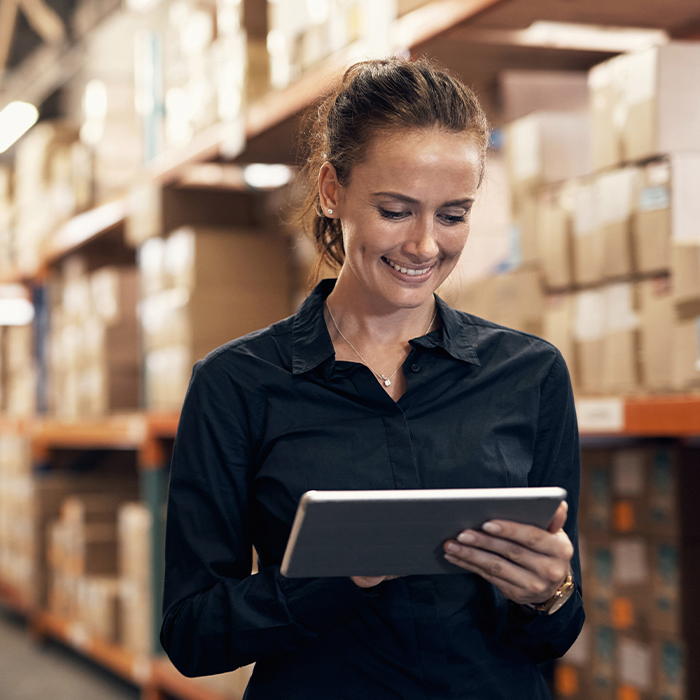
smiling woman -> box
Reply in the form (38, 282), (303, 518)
(161, 57), (584, 700)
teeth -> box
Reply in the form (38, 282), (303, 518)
(386, 259), (431, 276)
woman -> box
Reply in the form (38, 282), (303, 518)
(161, 57), (584, 699)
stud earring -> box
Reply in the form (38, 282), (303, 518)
(327, 208), (333, 215)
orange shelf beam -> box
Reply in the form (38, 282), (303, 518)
(0, 579), (32, 615)
(624, 395), (700, 436)
(33, 610), (153, 687)
(32, 414), (148, 450)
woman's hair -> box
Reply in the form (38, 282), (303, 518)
(296, 56), (490, 278)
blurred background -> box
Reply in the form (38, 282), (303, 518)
(0, 0), (699, 698)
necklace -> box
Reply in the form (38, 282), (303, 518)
(326, 303), (438, 387)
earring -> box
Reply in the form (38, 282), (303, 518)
(327, 208), (333, 215)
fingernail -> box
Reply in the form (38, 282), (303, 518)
(445, 542), (459, 554)
(482, 522), (501, 534)
(457, 531), (475, 544)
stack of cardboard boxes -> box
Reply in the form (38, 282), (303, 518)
(2, 324), (37, 417)
(0, 434), (33, 599)
(0, 441), (139, 611)
(47, 493), (150, 649)
(11, 122), (93, 275)
(555, 445), (700, 700)
(463, 42), (700, 396)
(139, 225), (292, 411)
(48, 257), (140, 418)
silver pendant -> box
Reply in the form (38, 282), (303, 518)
(384, 379), (392, 387)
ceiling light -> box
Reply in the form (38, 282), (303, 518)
(0, 298), (34, 326)
(523, 22), (668, 53)
(243, 164), (293, 189)
(0, 102), (39, 154)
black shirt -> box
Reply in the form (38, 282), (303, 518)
(161, 279), (584, 700)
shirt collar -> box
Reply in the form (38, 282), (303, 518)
(291, 278), (480, 376)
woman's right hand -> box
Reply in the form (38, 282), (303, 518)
(351, 575), (398, 588)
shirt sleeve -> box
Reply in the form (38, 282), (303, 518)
(499, 350), (585, 663)
(160, 356), (377, 677)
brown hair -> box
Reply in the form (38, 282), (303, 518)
(297, 56), (490, 279)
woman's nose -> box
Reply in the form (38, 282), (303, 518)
(404, 217), (440, 260)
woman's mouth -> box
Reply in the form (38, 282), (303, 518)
(382, 257), (434, 277)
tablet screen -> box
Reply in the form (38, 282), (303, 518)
(281, 487), (567, 578)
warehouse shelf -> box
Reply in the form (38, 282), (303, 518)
(0, 579), (32, 615)
(0, 0), (509, 286)
(576, 395), (700, 437)
(32, 610), (153, 687)
(31, 414), (149, 451)
(4, 395), (700, 450)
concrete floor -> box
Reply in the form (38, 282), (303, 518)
(0, 608), (140, 700)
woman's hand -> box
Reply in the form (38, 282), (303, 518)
(442, 501), (573, 606)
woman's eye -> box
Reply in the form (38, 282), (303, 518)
(440, 213), (467, 225)
(379, 208), (409, 220)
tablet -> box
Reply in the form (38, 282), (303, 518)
(280, 487), (567, 578)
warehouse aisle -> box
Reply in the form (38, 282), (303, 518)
(0, 609), (139, 700)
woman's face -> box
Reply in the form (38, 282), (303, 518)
(322, 128), (483, 313)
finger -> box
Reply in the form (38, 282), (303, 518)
(444, 537), (568, 590)
(547, 501), (568, 534)
(451, 528), (571, 575)
(476, 518), (565, 558)
(443, 545), (554, 602)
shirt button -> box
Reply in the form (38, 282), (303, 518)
(411, 364), (420, 372)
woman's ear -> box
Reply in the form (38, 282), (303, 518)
(318, 162), (341, 218)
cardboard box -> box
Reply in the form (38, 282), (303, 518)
(601, 283), (642, 395)
(596, 169), (640, 280)
(671, 316), (700, 391)
(536, 186), (574, 290)
(634, 159), (671, 274)
(611, 449), (648, 535)
(571, 181), (604, 286)
(499, 70), (589, 124)
(618, 44), (700, 163)
(574, 290), (605, 395)
(639, 278), (674, 392)
(510, 193), (538, 266)
(611, 537), (651, 632)
(542, 294), (578, 391)
(120, 578), (152, 654)
(505, 111), (592, 204)
(140, 227), (292, 411)
(672, 242), (700, 309)
(118, 503), (151, 584)
(489, 267), (545, 336)
(615, 634), (654, 700)
(588, 59), (624, 171)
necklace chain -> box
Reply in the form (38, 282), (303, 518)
(326, 303), (438, 387)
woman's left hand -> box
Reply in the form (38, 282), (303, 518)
(442, 501), (573, 606)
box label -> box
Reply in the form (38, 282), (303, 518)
(613, 539), (648, 585)
(576, 398), (624, 432)
(639, 185), (669, 212)
(617, 637), (653, 690)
